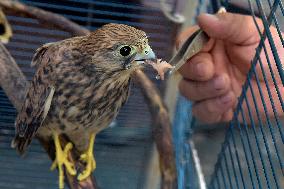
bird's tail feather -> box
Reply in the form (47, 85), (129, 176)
(11, 135), (31, 155)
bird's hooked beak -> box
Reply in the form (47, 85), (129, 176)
(123, 45), (156, 70)
(134, 45), (156, 63)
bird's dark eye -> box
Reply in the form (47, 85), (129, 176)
(0, 24), (5, 35)
(119, 46), (132, 57)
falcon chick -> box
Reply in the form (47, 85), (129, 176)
(12, 23), (155, 189)
(0, 8), (12, 44)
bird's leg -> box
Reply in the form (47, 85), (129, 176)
(50, 132), (77, 189)
(77, 133), (96, 181)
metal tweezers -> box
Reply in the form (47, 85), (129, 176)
(164, 29), (209, 77)
(164, 7), (228, 78)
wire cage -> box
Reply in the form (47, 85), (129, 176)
(0, 0), (179, 188)
(173, 0), (283, 188)
(209, 1), (284, 188)
(0, 0), (283, 189)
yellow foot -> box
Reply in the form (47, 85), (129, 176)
(77, 133), (96, 181)
(50, 132), (77, 189)
(77, 150), (96, 181)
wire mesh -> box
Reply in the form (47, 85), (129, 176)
(207, 0), (284, 188)
(172, 0), (283, 188)
(0, 0), (283, 188)
(0, 0), (179, 188)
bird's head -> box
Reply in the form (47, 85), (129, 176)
(87, 23), (156, 72)
(0, 9), (12, 44)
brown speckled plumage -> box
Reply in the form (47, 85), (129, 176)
(12, 23), (154, 153)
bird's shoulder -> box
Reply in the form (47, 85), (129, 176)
(31, 36), (87, 68)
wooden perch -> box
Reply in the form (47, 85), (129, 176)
(0, 43), (28, 109)
(0, 0), (177, 188)
(0, 0), (89, 36)
(134, 70), (177, 189)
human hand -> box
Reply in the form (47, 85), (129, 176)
(177, 12), (284, 123)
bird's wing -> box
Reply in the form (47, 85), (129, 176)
(12, 44), (56, 154)
(31, 42), (54, 67)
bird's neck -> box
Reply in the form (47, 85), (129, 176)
(95, 64), (134, 81)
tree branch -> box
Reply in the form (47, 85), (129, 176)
(134, 70), (177, 189)
(0, 43), (28, 110)
(0, 0), (89, 36)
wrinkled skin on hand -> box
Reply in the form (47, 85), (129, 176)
(177, 12), (284, 124)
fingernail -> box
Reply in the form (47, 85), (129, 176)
(214, 76), (226, 90)
(202, 13), (219, 22)
(220, 92), (233, 104)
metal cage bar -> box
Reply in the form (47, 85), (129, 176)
(207, 0), (284, 189)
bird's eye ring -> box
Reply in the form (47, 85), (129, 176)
(119, 46), (132, 57)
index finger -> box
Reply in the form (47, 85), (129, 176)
(178, 52), (214, 81)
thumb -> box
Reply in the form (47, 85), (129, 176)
(197, 12), (262, 45)
(175, 25), (199, 50)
